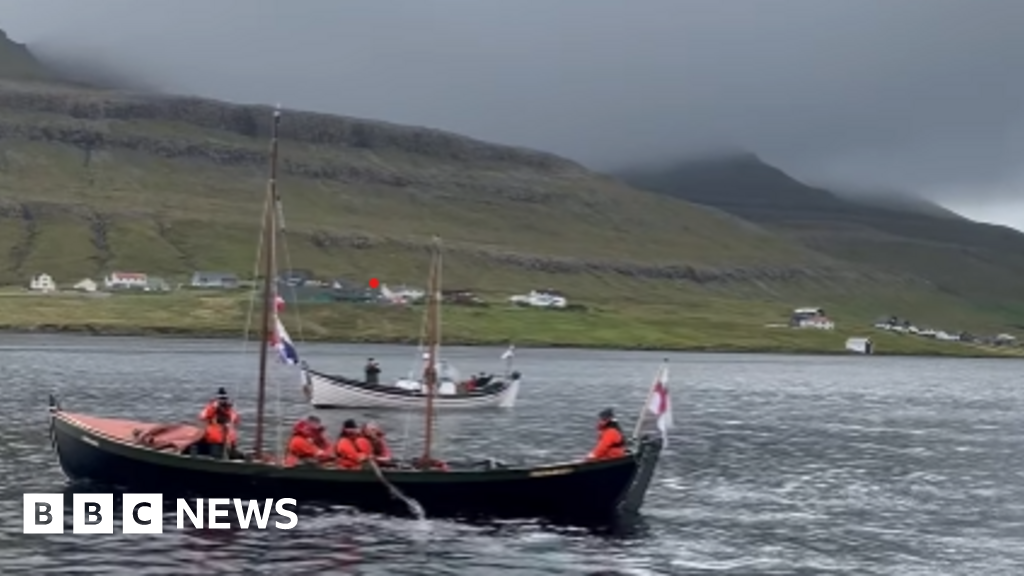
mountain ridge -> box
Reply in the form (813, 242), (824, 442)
(613, 154), (1024, 304)
(1, 29), (1021, 338)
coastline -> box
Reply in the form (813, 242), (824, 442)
(1, 290), (1021, 359)
(2, 321), (1021, 359)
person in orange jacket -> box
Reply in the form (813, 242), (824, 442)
(306, 415), (330, 451)
(335, 419), (368, 470)
(355, 421), (394, 466)
(198, 387), (240, 459)
(587, 408), (627, 460)
(285, 416), (332, 467)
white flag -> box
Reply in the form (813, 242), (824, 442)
(646, 365), (673, 447)
(501, 344), (515, 360)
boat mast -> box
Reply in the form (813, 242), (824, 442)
(421, 235), (442, 464)
(254, 107), (281, 460)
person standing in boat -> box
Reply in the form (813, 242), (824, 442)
(335, 419), (368, 470)
(364, 358), (382, 385)
(356, 421), (394, 467)
(198, 387), (240, 459)
(587, 408), (627, 460)
(284, 416), (332, 466)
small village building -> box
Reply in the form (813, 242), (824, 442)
(105, 272), (148, 290)
(29, 273), (56, 293)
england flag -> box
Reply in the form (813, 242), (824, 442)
(646, 364), (673, 447)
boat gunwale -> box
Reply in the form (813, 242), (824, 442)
(52, 408), (640, 483)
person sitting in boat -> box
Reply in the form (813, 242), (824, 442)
(198, 387), (240, 459)
(335, 419), (368, 470)
(284, 416), (332, 466)
(364, 358), (382, 385)
(306, 414), (330, 451)
(355, 421), (393, 466)
(587, 408), (627, 460)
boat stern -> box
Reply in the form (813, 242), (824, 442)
(497, 375), (521, 409)
(616, 434), (664, 516)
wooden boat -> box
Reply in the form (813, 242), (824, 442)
(302, 366), (521, 410)
(47, 397), (663, 522)
(45, 108), (665, 524)
(302, 238), (522, 411)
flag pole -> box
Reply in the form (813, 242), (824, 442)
(503, 343), (514, 379)
(632, 358), (668, 440)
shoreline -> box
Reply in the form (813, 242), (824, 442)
(2, 323), (1021, 359)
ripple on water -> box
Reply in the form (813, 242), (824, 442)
(2, 336), (1024, 574)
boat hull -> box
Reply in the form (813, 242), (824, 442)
(304, 368), (520, 410)
(49, 406), (661, 523)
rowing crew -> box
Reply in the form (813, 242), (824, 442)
(198, 387), (628, 467)
(284, 415), (396, 469)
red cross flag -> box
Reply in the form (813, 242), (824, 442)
(646, 364), (673, 447)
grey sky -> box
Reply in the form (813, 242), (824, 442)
(1, 0), (1022, 229)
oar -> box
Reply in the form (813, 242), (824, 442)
(367, 459), (425, 519)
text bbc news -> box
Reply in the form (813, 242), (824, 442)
(23, 493), (298, 534)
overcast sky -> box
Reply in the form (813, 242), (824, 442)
(1, 0), (1022, 230)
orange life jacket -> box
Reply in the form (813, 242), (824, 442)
(335, 436), (364, 469)
(200, 401), (239, 446)
(285, 434), (327, 466)
(355, 435), (392, 461)
(589, 423), (626, 460)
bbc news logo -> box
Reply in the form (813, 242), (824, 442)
(23, 493), (298, 534)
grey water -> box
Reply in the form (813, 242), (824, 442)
(1, 334), (1023, 575)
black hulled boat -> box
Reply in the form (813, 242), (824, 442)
(48, 398), (663, 522)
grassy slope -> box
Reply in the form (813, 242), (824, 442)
(0, 32), (1020, 353)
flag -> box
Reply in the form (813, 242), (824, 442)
(501, 344), (515, 360)
(270, 316), (299, 365)
(646, 365), (673, 447)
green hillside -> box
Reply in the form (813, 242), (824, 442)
(0, 29), (1022, 352)
(614, 154), (1024, 309)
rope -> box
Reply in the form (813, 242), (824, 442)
(236, 200), (268, 402)
(277, 218), (306, 344)
(274, 201), (304, 463)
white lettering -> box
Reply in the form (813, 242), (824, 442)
(232, 499), (273, 529)
(274, 498), (298, 529)
(176, 498), (203, 529)
(207, 498), (231, 529)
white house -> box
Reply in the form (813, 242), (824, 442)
(380, 283), (425, 304)
(73, 278), (98, 292)
(29, 273), (56, 293)
(789, 306), (835, 330)
(509, 290), (568, 309)
(104, 271), (148, 290)
(845, 337), (873, 354)
(797, 316), (835, 330)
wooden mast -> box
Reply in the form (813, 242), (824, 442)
(420, 235), (442, 464)
(254, 107), (281, 460)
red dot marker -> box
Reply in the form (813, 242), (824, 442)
(369, 278), (380, 288)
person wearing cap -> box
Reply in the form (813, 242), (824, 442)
(335, 419), (368, 470)
(355, 421), (393, 466)
(284, 415), (333, 466)
(587, 408), (627, 460)
(198, 387), (240, 459)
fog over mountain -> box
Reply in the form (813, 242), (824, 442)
(1, 0), (1022, 229)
